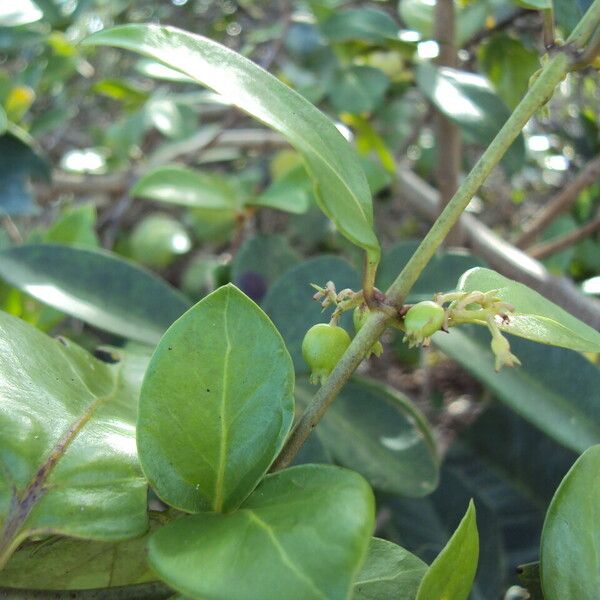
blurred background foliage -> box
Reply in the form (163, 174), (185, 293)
(0, 0), (599, 597)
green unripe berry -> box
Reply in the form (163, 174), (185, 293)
(129, 213), (191, 269)
(353, 306), (383, 358)
(403, 301), (445, 347)
(302, 323), (351, 385)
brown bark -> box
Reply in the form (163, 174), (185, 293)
(434, 0), (464, 246)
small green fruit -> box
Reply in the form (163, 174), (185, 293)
(302, 323), (351, 385)
(403, 301), (445, 347)
(130, 213), (191, 269)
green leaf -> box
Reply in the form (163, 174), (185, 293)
(249, 164), (312, 214)
(0, 133), (49, 215)
(41, 202), (99, 247)
(416, 64), (525, 174)
(377, 241), (484, 301)
(541, 445), (600, 600)
(0, 1), (43, 26)
(262, 256), (360, 372)
(147, 464), (374, 600)
(329, 66), (390, 114)
(296, 377), (439, 497)
(137, 284), (294, 513)
(319, 8), (399, 44)
(0, 244), (190, 345)
(381, 450), (505, 600)
(0, 513), (170, 589)
(84, 24), (380, 261)
(231, 234), (299, 302)
(0, 315), (148, 566)
(434, 325), (600, 453)
(353, 538), (427, 600)
(147, 99), (190, 139)
(457, 267), (600, 352)
(554, 0), (593, 35)
(477, 33), (540, 110)
(513, 0), (552, 9)
(416, 500), (479, 600)
(131, 165), (237, 210)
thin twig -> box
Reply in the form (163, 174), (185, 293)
(514, 154), (600, 248)
(0, 215), (23, 243)
(395, 166), (600, 329)
(528, 211), (600, 259)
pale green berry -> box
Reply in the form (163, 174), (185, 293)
(302, 323), (351, 385)
(403, 301), (445, 347)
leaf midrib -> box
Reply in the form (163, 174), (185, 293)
(213, 289), (232, 512)
(245, 510), (329, 600)
(0, 355), (123, 557)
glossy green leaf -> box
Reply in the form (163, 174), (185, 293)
(0, 133), (49, 215)
(478, 33), (540, 110)
(416, 63), (525, 174)
(377, 241), (484, 301)
(231, 234), (299, 302)
(263, 256), (360, 372)
(296, 377), (439, 497)
(434, 325), (600, 453)
(147, 465), (374, 600)
(0, 314), (148, 566)
(131, 165), (237, 210)
(137, 284), (294, 513)
(0, 1), (43, 26)
(458, 267), (600, 352)
(0, 244), (190, 345)
(249, 164), (312, 214)
(541, 445), (600, 600)
(353, 538), (427, 600)
(84, 24), (380, 261)
(319, 8), (399, 44)
(329, 66), (390, 114)
(416, 500), (479, 600)
(0, 513), (170, 589)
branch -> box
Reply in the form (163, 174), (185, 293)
(514, 154), (600, 248)
(434, 0), (464, 246)
(386, 50), (573, 305)
(272, 0), (600, 470)
(395, 166), (600, 329)
(34, 129), (288, 202)
(528, 211), (600, 259)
